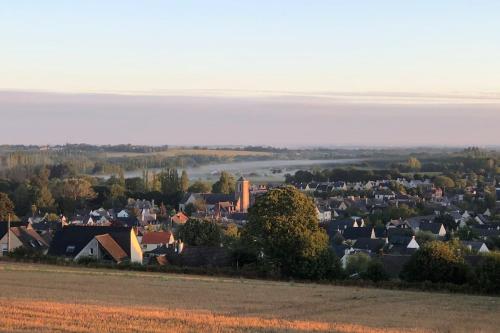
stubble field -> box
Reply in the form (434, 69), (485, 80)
(0, 262), (498, 333)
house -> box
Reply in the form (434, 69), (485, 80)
(0, 224), (48, 256)
(387, 228), (415, 246)
(343, 227), (375, 240)
(462, 241), (490, 254)
(171, 211), (189, 224)
(316, 207), (332, 222)
(141, 231), (175, 252)
(179, 193), (238, 213)
(48, 226), (143, 264)
(374, 190), (396, 201)
(406, 215), (436, 230)
(417, 222), (446, 237)
(387, 235), (419, 255)
(117, 210), (130, 218)
(386, 219), (411, 229)
(352, 238), (386, 254)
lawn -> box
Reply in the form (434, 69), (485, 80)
(0, 262), (498, 333)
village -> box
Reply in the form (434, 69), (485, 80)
(1, 171), (499, 281)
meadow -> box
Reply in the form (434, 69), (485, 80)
(0, 262), (498, 333)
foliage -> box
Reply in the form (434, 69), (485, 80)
(243, 186), (339, 279)
(188, 180), (212, 193)
(407, 157), (422, 171)
(475, 252), (500, 293)
(0, 192), (16, 221)
(401, 240), (472, 284)
(345, 252), (372, 276)
(433, 175), (455, 189)
(212, 171), (235, 194)
(177, 218), (223, 246)
(360, 260), (389, 282)
(180, 170), (189, 193)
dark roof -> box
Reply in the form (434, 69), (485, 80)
(352, 238), (386, 253)
(48, 226), (132, 258)
(0, 221), (28, 239)
(343, 227), (373, 240)
(461, 241), (488, 252)
(419, 222), (444, 235)
(327, 219), (357, 236)
(374, 226), (387, 238)
(202, 193), (236, 205)
(228, 212), (248, 221)
(387, 228), (414, 245)
(331, 244), (349, 258)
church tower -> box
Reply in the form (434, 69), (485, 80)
(236, 177), (250, 212)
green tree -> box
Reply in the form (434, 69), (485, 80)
(346, 252), (372, 276)
(407, 157), (422, 171)
(35, 186), (55, 212)
(401, 240), (472, 284)
(475, 252), (500, 293)
(212, 171), (236, 194)
(61, 178), (97, 202)
(188, 181), (212, 193)
(360, 260), (389, 282)
(159, 168), (180, 196)
(177, 218), (223, 246)
(243, 186), (339, 279)
(434, 176), (455, 189)
(0, 192), (16, 221)
(180, 170), (189, 193)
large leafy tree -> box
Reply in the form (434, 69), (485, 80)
(177, 218), (223, 246)
(212, 171), (235, 194)
(243, 186), (339, 279)
(0, 192), (16, 221)
(159, 168), (180, 196)
(188, 180), (212, 193)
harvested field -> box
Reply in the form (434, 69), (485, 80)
(0, 262), (498, 333)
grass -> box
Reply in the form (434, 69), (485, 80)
(102, 148), (272, 158)
(0, 262), (498, 333)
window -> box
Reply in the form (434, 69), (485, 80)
(89, 248), (94, 255)
(66, 245), (75, 254)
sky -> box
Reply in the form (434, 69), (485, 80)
(1, 1), (499, 146)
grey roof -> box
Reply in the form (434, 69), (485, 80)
(419, 222), (444, 235)
(48, 226), (132, 258)
(343, 227), (373, 240)
(352, 238), (386, 253)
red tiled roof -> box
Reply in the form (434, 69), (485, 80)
(172, 212), (188, 224)
(95, 233), (128, 263)
(141, 231), (173, 244)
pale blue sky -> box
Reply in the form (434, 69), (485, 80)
(2, 0), (500, 93)
(0, 1), (499, 145)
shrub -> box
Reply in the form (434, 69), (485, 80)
(475, 252), (500, 294)
(345, 252), (371, 277)
(361, 260), (389, 282)
(400, 241), (472, 285)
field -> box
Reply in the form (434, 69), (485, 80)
(102, 148), (273, 158)
(0, 262), (498, 333)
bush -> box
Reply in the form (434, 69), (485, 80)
(361, 260), (389, 282)
(475, 253), (500, 294)
(345, 252), (371, 277)
(401, 241), (472, 285)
